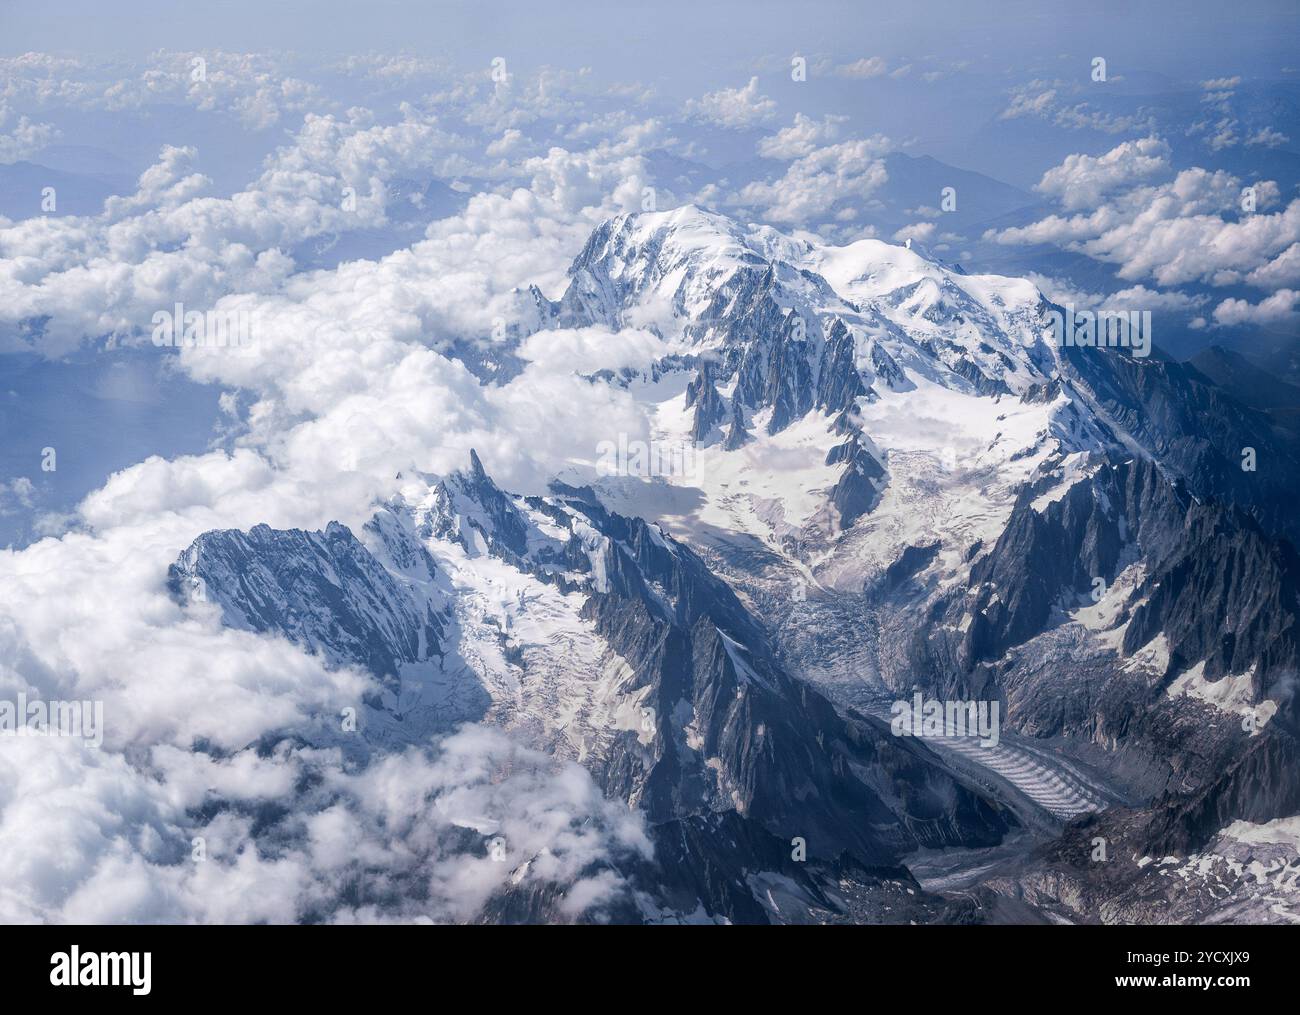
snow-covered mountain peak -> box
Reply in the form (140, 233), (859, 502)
(549, 205), (1053, 392)
(402, 450), (534, 561)
(556, 205), (773, 332)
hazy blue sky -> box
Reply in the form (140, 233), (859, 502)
(3, 0), (1297, 88)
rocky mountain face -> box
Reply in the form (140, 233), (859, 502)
(937, 452), (1300, 685)
(902, 449), (1300, 906)
(171, 450), (1013, 923)
(170, 205), (1300, 923)
(168, 511), (448, 689)
(1059, 341), (1300, 546)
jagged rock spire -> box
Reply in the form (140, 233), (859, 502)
(686, 362), (726, 443)
(723, 397), (752, 450)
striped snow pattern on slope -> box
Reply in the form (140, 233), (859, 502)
(854, 696), (1108, 820)
(933, 735), (1108, 819)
